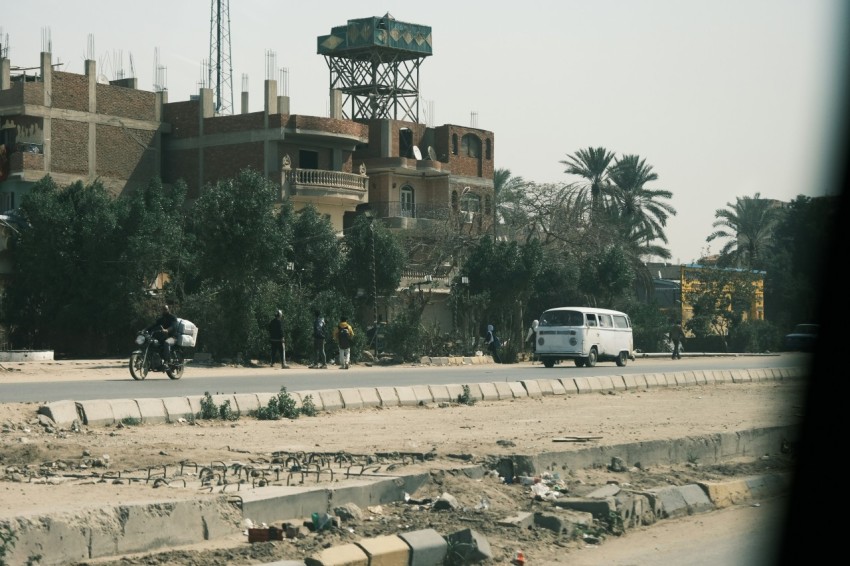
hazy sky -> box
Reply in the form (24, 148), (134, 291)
(4, 0), (847, 263)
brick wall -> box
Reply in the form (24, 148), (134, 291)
(51, 72), (88, 112)
(162, 101), (200, 138)
(288, 115), (367, 138)
(96, 124), (156, 179)
(204, 112), (265, 134)
(203, 142), (264, 187)
(96, 84), (157, 121)
(50, 119), (88, 174)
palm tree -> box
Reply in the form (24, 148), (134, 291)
(560, 147), (617, 222)
(607, 154), (677, 246)
(706, 193), (784, 269)
(493, 168), (525, 241)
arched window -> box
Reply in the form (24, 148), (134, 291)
(485, 139), (492, 160)
(461, 134), (481, 158)
(400, 185), (415, 217)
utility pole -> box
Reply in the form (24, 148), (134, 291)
(208, 0), (233, 116)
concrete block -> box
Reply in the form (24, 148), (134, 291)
(533, 510), (593, 535)
(691, 370), (709, 385)
(593, 375), (616, 392)
(444, 528), (493, 562)
(508, 381), (527, 398)
(521, 380), (543, 398)
(744, 473), (791, 499)
(338, 388), (364, 410)
(37, 400), (81, 428)
(305, 543), (369, 566)
(317, 390), (344, 411)
(572, 376), (593, 393)
(535, 378), (554, 395)
(548, 379), (567, 395)
(431, 357), (449, 366)
(399, 528), (448, 566)
(492, 381), (514, 400)
(297, 391), (325, 411)
(647, 484), (713, 519)
(731, 369), (752, 383)
(476, 382), (499, 401)
(610, 375), (627, 391)
(552, 497), (616, 520)
(428, 384), (452, 403)
(698, 479), (752, 508)
(357, 388), (381, 408)
(462, 357), (475, 365)
(445, 383), (465, 402)
(135, 398), (168, 424)
(395, 387), (419, 406)
(412, 384), (434, 404)
(661, 372), (678, 387)
(233, 393), (261, 415)
(558, 378), (579, 394)
(356, 534), (410, 566)
(162, 396), (194, 422)
(621, 374), (643, 390)
(78, 399), (115, 426)
(496, 511), (534, 529)
(210, 394), (238, 414)
(585, 484), (621, 498)
(419, 356), (432, 365)
(376, 387), (400, 407)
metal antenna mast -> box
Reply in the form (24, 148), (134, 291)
(208, 0), (233, 115)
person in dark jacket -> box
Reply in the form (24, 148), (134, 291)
(670, 320), (686, 360)
(486, 324), (502, 364)
(268, 309), (289, 369)
(333, 317), (355, 369)
(309, 311), (328, 369)
(146, 304), (178, 366)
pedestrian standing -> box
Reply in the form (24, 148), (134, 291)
(333, 317), (355, 369)
(486, 324), (502, 364)
(525, 319), (539, 362)
(670, 320), (685, 360)
(267, 309), (289, 369)
(309, 310), (328, 369)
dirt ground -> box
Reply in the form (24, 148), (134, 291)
(0, 360), (805, 565)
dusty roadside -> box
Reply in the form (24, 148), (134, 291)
(0, 357), (804, 565)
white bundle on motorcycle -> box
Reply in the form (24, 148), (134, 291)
(176, 319), (198, 348)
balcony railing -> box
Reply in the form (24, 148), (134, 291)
(369, 201), (452, 220)
(283, 168), (368, 194)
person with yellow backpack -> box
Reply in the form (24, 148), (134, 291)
(333, 317), (355, 369)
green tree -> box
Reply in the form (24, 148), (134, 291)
(182, 168), (291, 359)
(560, 147), (617, 221)
(607, 154), (676, 246)
(764, 194), (838, 331)
(706, 193), (784, 269)
(3, 177), (134, 355)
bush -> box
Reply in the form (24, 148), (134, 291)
(728, 320), (782, 353)
(256, 387), (300, 420)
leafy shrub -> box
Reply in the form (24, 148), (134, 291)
(257, 387), (300, 420)
(456, 385), (476, 406)
(199, 392), (218, 420)
(300, 394), (318, 417)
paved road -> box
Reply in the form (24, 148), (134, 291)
(0, 352), (810, 403)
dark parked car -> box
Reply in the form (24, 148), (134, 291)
(783, 324), (818, 352)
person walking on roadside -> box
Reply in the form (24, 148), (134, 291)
(333, 317), (355, 369)
(309, 310), (328, 369)
(670, 320), (686, 360)
(525, 319), (539, 363)
(486, 324), (502, 364)
(267, 309), (289, 369)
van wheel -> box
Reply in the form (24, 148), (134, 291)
(585, 348), (598, 368)
(574, 359), (585, 367)
(616, 351), (628, 367)
(542, 358), (555, 368)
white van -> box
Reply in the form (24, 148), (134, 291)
(535, 306), (635, 368)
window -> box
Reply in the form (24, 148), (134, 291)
(400, 185), (414, 217)
(586, 314), (598, 327)
(613, 315), (631, 329)
(299, 150), (319, 169)
(598, 314), (612, 328)
(461, 134), (481, 158)
(461, 193), (480, 213)
(451, 134), (458, 155)
(399, 128), (413, 158)
(485, 139), (492, 160)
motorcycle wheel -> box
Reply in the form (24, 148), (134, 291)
(166, 351), (184, 380)
(129, 353), (148, 380)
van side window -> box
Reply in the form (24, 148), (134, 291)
(599, 314), (612, 328)
(586, 314), (597, 327)
(613, 315), (630, 329)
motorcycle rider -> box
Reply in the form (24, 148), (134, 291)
(146, 304), (178, 367)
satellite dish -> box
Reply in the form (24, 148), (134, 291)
(412, 145), (422, 160)
(427, 146), (436, 160)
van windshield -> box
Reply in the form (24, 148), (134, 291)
(540, 310), (584, 327)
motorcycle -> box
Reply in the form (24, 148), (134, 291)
(129, 330), (185, 380)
